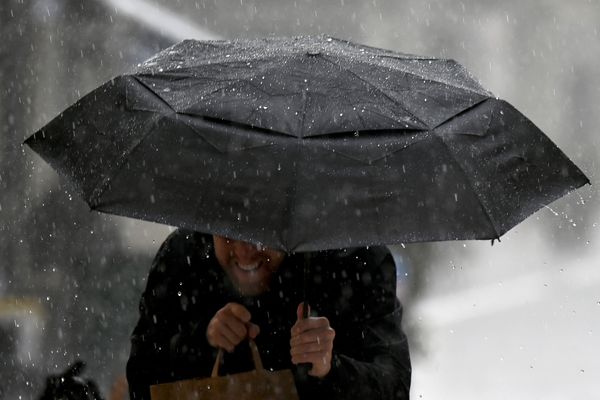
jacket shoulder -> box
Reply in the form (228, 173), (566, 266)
(149, 229), (214, 277)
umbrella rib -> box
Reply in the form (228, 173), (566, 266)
(129, 75), (177, 112)
(88, 116), (161, 207)
(431, 98), (491, 131)
(434, 134), (501, 240)
(326, 54), (491, 110)
(326, 132), (431, 165)
(193, 77), (278, 100)
(319, 55), (429, 128)
(178, 116), (278, 153)
(375, 57), (491, 96)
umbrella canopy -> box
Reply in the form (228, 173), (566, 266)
(24, 36), (589, 252)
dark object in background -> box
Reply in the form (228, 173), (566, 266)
(24, 36), (589, 252)
(38, 360), (104, 400)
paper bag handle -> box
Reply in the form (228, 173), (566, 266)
(211, 339), (264, 377)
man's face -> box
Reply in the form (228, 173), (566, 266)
(213, 235), (286, 296)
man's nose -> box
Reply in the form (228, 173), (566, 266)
(233, 241), (260, 263)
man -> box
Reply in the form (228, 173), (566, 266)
(126, 229), (411, 399)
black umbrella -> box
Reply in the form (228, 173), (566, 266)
(24, 36), (589, 253)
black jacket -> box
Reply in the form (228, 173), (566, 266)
(127, 229), (411, 399)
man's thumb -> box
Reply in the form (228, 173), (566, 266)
(296, 302), (310, 320)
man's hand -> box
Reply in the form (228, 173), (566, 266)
(290, 303), (336, 378)
(206, 302), (260, 352)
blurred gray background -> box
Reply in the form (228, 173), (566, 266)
(1, 0), (598, 399)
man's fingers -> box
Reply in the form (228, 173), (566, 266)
(209, 312), (247, 343)
(209, 320), (240, 351)
(227, 303), (252, 323)
(221, 322), (247, 348)
(222, 316), (248, 339)
(207, 323), (236, 352)
(289, 306), (335, 378)
(291, 317), (332, 336)
(289, 307), (334, 379)
(290, 340), (331, 356)
(207, 303), (261, 352)
(247, 323), (260, 339)
(215, 336), (236, 353)
(290, 327), (335, 347)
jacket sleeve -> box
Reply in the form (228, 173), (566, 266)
(327, 302), (411, 399)
(297, 249), (411, 400)
(126, 231), (217, 400)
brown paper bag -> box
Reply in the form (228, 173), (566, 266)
(150, 340), (299, 400)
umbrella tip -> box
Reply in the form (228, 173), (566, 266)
(490, 237), (501, 246)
